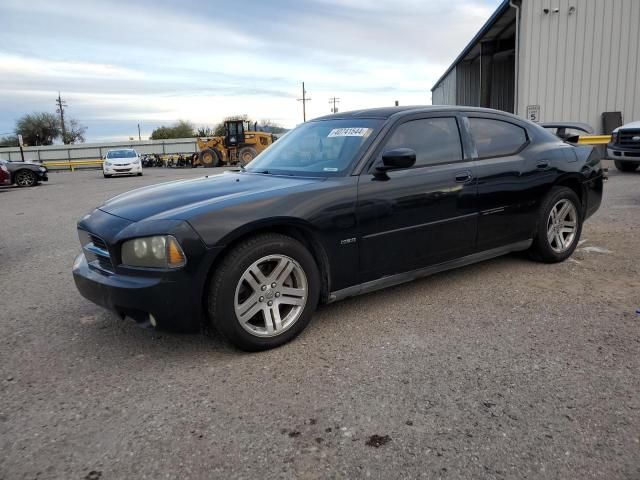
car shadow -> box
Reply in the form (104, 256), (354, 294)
(73, 253), (532, 363)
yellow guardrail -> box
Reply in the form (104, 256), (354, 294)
(577, 135), (611, 145)
(43, 159), (103, 171)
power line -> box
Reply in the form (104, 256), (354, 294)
(297, 82), (311, 122)
(328, 97), (340, 113)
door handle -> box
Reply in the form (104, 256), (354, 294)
(455, 171), (473, 183)
(537, 161), (550, 170)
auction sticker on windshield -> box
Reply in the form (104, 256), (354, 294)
(327, 128), (372, 137)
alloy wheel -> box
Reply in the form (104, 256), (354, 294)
(16, 170), (35, 187)
(547, 199), (578, 253)
(234, 254), (308, 337)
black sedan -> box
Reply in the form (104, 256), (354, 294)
(73, 106), (604, 351)
(0, 159), (48, 187)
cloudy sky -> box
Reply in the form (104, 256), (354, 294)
(0, 0), (501, 141)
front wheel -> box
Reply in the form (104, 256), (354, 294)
(15, 169), (36, 187)
(529, 186), (582, 263)
(208, 233), (320, 351)
(200, 149), (220, 168)
(614, 160), (639, 172)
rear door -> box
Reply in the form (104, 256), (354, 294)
(356, 114), (478, 282)
(462, 114), (548, 251)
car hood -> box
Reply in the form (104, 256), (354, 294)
(99, 171), (323, 222)
(614, 120), (640, 132)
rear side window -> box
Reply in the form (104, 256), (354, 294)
(383, 117), (462, 167)
(468, 118), (528, 158)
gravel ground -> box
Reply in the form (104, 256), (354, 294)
(0, 165), (639, 480)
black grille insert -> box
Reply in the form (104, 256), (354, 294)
(618, 129), (640, 149)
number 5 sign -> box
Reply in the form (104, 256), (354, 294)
(526, 105), (540, 123)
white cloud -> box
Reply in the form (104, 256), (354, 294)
(0, 0), (502, 140)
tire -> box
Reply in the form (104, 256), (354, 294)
(238, 146), (258, 165)
(208, 233), (320, 351)
(614, 160), (639, 172)
(138, 172), (143, 176)
(200, 149), (220, 168)
(103, 173), (110, 178)
(15, 169), (36, 187)
(528, 186), (582, 263)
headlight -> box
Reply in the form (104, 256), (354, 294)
(132, 158), (140, 164)
(40, 167), (47, 172)
(105, 161), (112, 167)
(121, 235), (186, 268)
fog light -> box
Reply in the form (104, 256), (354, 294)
(149, 314), (157, 328)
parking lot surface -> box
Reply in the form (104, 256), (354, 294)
(1, 166), (639, 479)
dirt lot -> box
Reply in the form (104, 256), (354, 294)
(1, 165), (639, 479)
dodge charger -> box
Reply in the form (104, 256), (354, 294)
(73, 106), (603, 351)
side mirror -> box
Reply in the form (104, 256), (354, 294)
(377, 148), (416, 172)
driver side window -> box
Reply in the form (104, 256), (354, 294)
(384, 117), (463, 167)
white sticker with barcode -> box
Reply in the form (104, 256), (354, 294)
(327, 127), (371, 137)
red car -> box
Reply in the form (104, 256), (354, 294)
(0, 161), (10, 186)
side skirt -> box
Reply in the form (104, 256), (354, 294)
(327, 239), (533, 303)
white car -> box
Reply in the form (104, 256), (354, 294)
(103, 149), (143, 178)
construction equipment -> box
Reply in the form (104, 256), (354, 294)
(196, 120), (274, 167)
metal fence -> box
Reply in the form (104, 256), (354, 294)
(0, 138), (199, 163)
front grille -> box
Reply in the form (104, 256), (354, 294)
(618, 129), (640, 150)
(79, 229), (114, 273)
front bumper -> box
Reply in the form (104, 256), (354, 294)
(38, 170), (48, 181)
(103, 164), (143, 175)
(607, 145), (640, 162)
(72, 253), (201, 332)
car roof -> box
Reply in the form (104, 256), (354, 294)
(313, 105), (523, 121)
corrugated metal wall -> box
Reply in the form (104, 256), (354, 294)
(432, 68), (457, 105)
(518, 0), (640, 133)
(456, 60), (481, 107)
(491, 53), (515, 113)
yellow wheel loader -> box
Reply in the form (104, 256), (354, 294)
(196, 120), (274, 167)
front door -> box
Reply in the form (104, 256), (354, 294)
(356, 115), (478, 282)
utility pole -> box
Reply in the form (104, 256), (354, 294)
(55, 92), (68, 143)
(328, 97), (340, 113)
(138, 124), (141, 141)
(297, 82), (311, 122)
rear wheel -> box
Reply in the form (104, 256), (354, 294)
(15, 169), (36, 187)
(208, 233), (320, 351)
(529, 186), (582, 263)
(614, 160), (639, 172)
(200, 148), (220, 168)
(238, 146), (258, 165)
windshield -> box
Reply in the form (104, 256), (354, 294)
(107, 150), (137, 159)
(244, 119), (383, 177)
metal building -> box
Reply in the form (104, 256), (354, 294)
(431, 0), (640, 134)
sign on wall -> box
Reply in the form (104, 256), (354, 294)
(526, 105), (541, 122)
